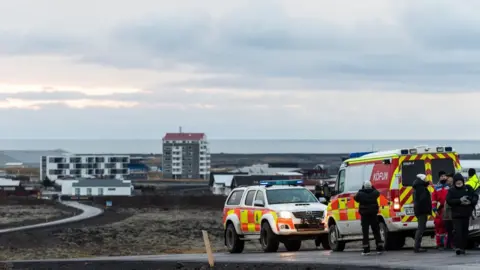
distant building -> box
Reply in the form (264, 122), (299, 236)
(229, 164), (300, 175)
(0, 178), (20, 188)
(61, 179), (133, 196)
(162, 130), (210, 179)
(4, 162), (25, 168)
(127, 157), (150, 180)
(40, 154), (130, 181)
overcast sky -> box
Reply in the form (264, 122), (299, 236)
(0, 0), (479, 140)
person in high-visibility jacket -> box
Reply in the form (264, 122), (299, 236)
(432, 171), (450, 249)
(466, 168), (480, 191)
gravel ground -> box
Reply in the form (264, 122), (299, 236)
(0, 206), (436, 261)
(0, 205), (69, 225)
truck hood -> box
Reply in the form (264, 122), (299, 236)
(269, 202), (327, 212)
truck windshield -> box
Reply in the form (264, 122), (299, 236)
(266, 189), (318, 204)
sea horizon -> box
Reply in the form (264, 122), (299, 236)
(0, 139), (479, 154)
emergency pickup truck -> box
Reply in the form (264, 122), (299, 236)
(222, 180), (329, 253)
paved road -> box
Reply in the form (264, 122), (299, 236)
(7, 249), (480, 269)
(0, 201), (103, 234)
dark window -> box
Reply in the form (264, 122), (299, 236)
(244, 190), (256, 206)
(226, 190), (244, 206)
(57, 164), (70, 169)
(337, 170), (346, 194)
(401, 160), (426, 186)
(431, 159), (455, 185)
(70, 157), (81, 163)
(254, 191), (265, 204)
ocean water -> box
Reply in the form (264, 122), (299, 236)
(0, 139), (479, 154)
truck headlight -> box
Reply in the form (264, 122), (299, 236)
(278, 211), (292, 218)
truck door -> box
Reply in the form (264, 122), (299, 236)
(329, 169), (349, 234)
(241, 189), (258, 234)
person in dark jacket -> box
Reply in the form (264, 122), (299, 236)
(446, 173), (479, 255)
(412, 173), (432, 253)
(354, 180), (384, 255)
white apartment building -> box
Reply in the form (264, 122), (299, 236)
(61, 179), (133, 196)
(40, 154), (130, 181)
(162, 131), (211, 179)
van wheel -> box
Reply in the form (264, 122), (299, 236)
(328, 224), (345, 251)
(260, 222), (279, 252)
(284, 240), (302, 251)
(379, 222), (405, 250)
(225, 223), (244, 253)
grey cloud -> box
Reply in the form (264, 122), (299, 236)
(0, 31), (81, 55)
(97, 3), (480, 92)
(0, 91), (87, 100)
(2, 2), (480, 93)
(400, 3), (480, 51)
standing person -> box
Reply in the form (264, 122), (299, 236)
(446, 173), (479, 255)
(354, 180), (384, 255)
(466, 168), (480, 191)
(443, 173), (454, 250)
(314, 182), (323, 199)
(412, 173), (432, 253)
(432, 171), (450, 249)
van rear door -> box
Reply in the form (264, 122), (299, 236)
(400, 159), (426, 217)
(400, 155), (456, 221)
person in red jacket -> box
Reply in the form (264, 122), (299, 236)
(432, 171), (450, 249)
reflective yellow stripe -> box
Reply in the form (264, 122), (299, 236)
(338, 199), (346, 209)
(240, 210), (248, 223)
(426, 162), (432, 182)
(271, 211), (278, 222)
(332, 211), (340, 221)
(380, 207), (390, 218)
(347, 209), (356, 220)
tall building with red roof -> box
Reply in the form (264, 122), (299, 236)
(162, 128), (210, 179)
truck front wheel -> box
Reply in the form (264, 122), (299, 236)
(260, 222), (279, 252)
(225, 223), (244, 253)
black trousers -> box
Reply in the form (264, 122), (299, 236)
(444, 220), (454, 248)
(414, 214), (428, 249)
(453, 218), (470, 250)
(361, 214), (383, 248)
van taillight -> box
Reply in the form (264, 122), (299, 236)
(390, 189), (401, 211)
